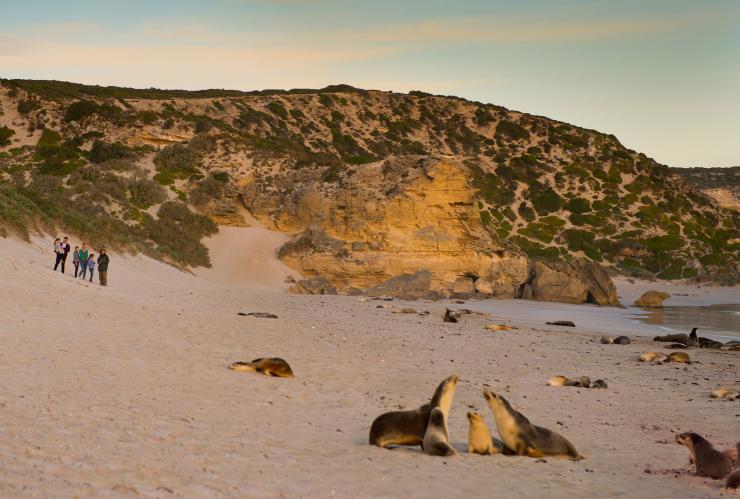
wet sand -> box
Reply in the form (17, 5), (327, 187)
(0, 236), (737, 498)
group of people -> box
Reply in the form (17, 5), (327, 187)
(53, 237), (110, 286)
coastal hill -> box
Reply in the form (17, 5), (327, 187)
(673, 166), (739, 211)
(0, 79), (737, 295)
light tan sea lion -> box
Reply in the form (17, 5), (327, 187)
(467, 412), (496, 455)
(228, 358), (294, 378)
(712, 388), (740, 400)
(665, 352), (691, 363)
(483, 388), (583, 460)
(639, 352), (668, 362)
(423, 407), (456, 457)
(486, 324), (513, 331)
(369, 374), (459, 448)
(676, 432), (733, 478)
(547, 376), (590, 388)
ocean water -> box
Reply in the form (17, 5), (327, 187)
(627, 303), (740, 341)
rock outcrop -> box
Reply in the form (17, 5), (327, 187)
(521, 259), (620, 306)
(366, 270), (433, 300)
(633, 290), (671, 308)
(289, 276), (337, 295)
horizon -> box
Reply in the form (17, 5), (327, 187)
(1, 0), (738, 168)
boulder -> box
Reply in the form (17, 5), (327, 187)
(633, 290), (671, 308)
(474, 278), (493, 295)
(453, 276), (475, 295)
(522, 259), (619, 306)
(366, 270), (432, 300)
(289, 276), (337, 295)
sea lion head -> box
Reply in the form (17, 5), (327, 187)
(467, 411), (483, 423)
(429, 407), (446, 427)
(676, 432), (701, 447)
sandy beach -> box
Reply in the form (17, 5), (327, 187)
(0, 234), (737, 498)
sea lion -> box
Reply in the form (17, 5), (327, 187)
(547, 376), (590, 388)
(600, 337), (614, 344)
(688, 328), (700, 347)
(613, 336), (631, 345)
(639, 352), (668, 362)
(486, 324), (513, 331)
(467, 412), (496, 455)
(700, 337), (724, 349)
(483, 388), (583, 460)
(591, 379), (608, 389)
(666, 343), (689, 349)
(369, 374), (459, 448)
(653, 333), (688, 344)
(423, 407), (456, 457)
(228, 357), (294, 377)
(725, 470), (740, 494)
(665, 352), (691, 363)
(712, 388), (740, 400)
(676, 432), (733, 478)
(546, 321), (575, 327)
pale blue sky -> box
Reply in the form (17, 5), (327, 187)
(1, 0), (738, 167)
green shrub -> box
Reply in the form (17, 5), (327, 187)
(0, 126), (14, 147)
(128, 177), (167, 208)
(566, 197), (591, 214)
(139, 110), (158, 124)
(532, 188), (564, 214)
(64, 100), (99, 122)
(644, 234), (682, 252)
(154, 143), (200, 178)
(519, 216), (565, 243)
(88, 140), (134, 163)
(17, 99), (40, 115)
(495, 120), (530, 141)
(162, 118), (175, 129)
(144, 201), (217, 267)
(266, 101), (288, 120)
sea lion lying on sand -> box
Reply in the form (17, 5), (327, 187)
(676, 432), (734, 478)
(228, 358), (294, 378)
(640, 352), (668, 363)
(600, 336), (630, 345)
(369, 374), (459, 448)
(547, 376), (590, 388)
(654, 333), (689, 344)
(724, 444), (740, 494)
(712, 388), (740, 400)
(483, 388), (583, 460)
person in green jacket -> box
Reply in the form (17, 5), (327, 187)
(77, 243), (89, 280)
(97, 248), (110, 286)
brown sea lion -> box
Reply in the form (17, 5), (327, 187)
(467, 412), (496, 455)
(369, 374), (459, 448)
(675, 432), (734, 478)
(228, 357), (294, 377)
(654, 333), (689, 344)
(483, 388), (583, 460)
(423, 407), (456, 457)
(724, 444), (740, 493)
(591, 379), (608, 389)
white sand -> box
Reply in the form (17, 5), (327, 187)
(0, 235), (737, 498)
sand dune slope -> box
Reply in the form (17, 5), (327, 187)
(0, 236), (737, 498)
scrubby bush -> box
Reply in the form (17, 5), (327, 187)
(144, 201), (217, 267)
(128, 177), (167, 208)
(153, 143), (200, 184)
(88, 140), (135, 163)
(64, 100), (99, 122)
(267, 101), (288, 120)
(495, 120), (530, 141)
(139, 110), (158, 124)
(17, 99), (40, 115)
(532, 188), (564, 214)
(0, 126), (14, 147)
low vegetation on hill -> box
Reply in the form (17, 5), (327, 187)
(0, 79), (737, 282)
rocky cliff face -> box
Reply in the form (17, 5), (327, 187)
(0, 79), (737, 293)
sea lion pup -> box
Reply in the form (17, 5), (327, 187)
(600, 336), (629, 345)
(482, 388), (583, 460)
(423, 407), (456, 457)
(712, 388), (740, 400)
(639, 352), (668, 362)
(725, 470), (740, 494)
(665, 352), (691, 363)
(369, 374), (459, 448)
(467, 412), (496, 455)
(676, 432), (733, 478)
(591, 379), (608, 389)
(228, 358), (294, 378)
(547, 375), (568, 387)
(654, 333), (689, 344)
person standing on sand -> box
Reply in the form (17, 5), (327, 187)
(86, 254), (96, 283)
(53, 238), (63, 271)
(97, 249), (109, 286)
(72, 245), (80, 277)
(59, 236), (71, 274)
(78, 243), (89, 280)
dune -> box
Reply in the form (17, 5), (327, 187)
(195, 225), (301, 291)
(0, 235), (737, 498)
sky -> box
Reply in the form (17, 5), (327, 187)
(1, 0), (738, 167)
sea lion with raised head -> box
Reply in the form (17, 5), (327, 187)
(423, 407), (456, 457)
(369, 374), (459, 448)
(483, 388), (583, 460)
(675, 432), (734, 478)
(228, 357), (294, 378)
(467, 412), (496, 455)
